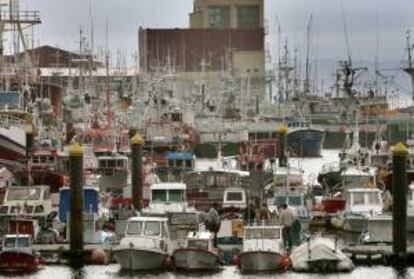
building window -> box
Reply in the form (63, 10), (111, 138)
(208, 6), (230, 29)
(237, 6), (260, 29)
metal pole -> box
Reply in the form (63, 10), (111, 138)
(277, 126), (288, 168)
(69, 143), (84, 268)
(25, 125), (34, 159)
(392, 142), (408, 254)
(131, 134), (144, 212)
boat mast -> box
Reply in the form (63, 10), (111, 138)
(304, 13), (313, 96)
(403, 30), (414, 101)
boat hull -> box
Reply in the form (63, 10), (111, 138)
(113, 248), (168, 271)
(343, 215), (414, 234)
(287, 128), (325, 157)
(172, 248), (219, 271)
(0, 251), (39, 273)
(239, 251), (283, 272)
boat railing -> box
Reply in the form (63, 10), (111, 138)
(321, 162), (340, 173)
(0, 113), (26, 128)
(0, 10), (41, 23)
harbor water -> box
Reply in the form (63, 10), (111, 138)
(5, 265), (414, 279)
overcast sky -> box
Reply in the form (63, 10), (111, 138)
(20, 0), (414, 64)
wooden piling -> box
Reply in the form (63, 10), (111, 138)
(69, 143), (84, 268)
(25, 125), (34, 158)
(392, 142), (408, 254)
(277, 126), (288, 167)
(131, 134), (144, 212)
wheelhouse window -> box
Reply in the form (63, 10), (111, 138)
(262, 228), (281, 239)
(368, 192), (380, 205)
(187, 239), (209, 250)
(152, 190), (167, 202)
(0, 205), (8, 214)
(127, 221), (142, 235)
(245, 228), (262, 239)
(169, 190), (184, 202)
(144, 221), (161, 236)
(288, 196), (303, 206)
(352, 193), (365, 205)
(226, 191), (243, 202)
(4, 237), (30, 248)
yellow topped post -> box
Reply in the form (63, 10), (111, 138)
(131, 134), (144, 211)
(68, 142), (84, 157)
(393, 142), (408, 156)
(277, 125), (288, 135)
(392, 142), (408, 255)
(131, 134), (144, 145)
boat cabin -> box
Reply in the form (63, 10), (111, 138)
(185, 229), (214, 251)
(222, 187), (247, 209)
(97, 154), (129, 174)
(121, 216), (171, 253)
(243, 224), (283, 253)
(164, 151), (194, 172)
(147, 183), (189, 213)
(345, 188), (383, 215)
(0, 186), (52, 217)
(341, 167), (376, 189)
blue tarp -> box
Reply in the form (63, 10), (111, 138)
(166, 151), (194, 161)
(58, 188), (99, 223)
(0, 91), (20, 107)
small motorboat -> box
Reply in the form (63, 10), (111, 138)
(113, 216), (172, 271)
(290, 237), (354, 273)
(238, 222), (289, 273)
(172, 225), (221, 271)
(0, 234), (43, 274)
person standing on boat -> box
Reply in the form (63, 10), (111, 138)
(259, 202), (270, 221)
(243, 202), (256, 223)
(279, 204), (294, 251)
(205, 203), (221, 247)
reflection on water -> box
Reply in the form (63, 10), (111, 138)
(3, 265), (414, 279)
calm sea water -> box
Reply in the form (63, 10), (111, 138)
(6, 149), (406, 279)
(4, 265), (414, 279)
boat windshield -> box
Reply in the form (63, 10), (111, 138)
(352, 193), (365, 205)
(152, 190), (167, 202)
(3, 237), (30, 248)
(273, 195), (302, 207)
(226, 191), (243, 201)
(262, 228), (281, 239)
(126, 221), (142, 235)
(187, 239), (209, 250)
(368, 192), (380, 205)
(169, 190), (184, 202)
(144, 221), (161, 236)
(7, 188), (42, 201)
(245, 228), (262, 239)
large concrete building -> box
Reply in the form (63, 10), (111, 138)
(138, 0), (265, 116)
(190, 0), (264, 29)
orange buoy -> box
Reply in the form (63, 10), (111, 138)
(278, 256), (291, 270)
(90, 248), (107, 265)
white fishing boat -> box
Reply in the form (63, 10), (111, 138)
(239, 222), (288, 273)
(172, 225), (221, 271)
(113, 216), (172, 271)
(290, 237), (354, 273)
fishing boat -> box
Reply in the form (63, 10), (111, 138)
(172, 225), (221, 271)
(290, 237), (354, 273)
(113, 216), (172, 271)
(286, 117), (325, 158)
(238, 222), (288, 273)
(0, 234), (43, 274)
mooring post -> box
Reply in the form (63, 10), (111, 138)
(69, 143), (84, 268)
(277, 126), (288, 168)
(131, 134), (144, 212)
(25, 125), (34, 159)
(392, 142), (408, 255)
